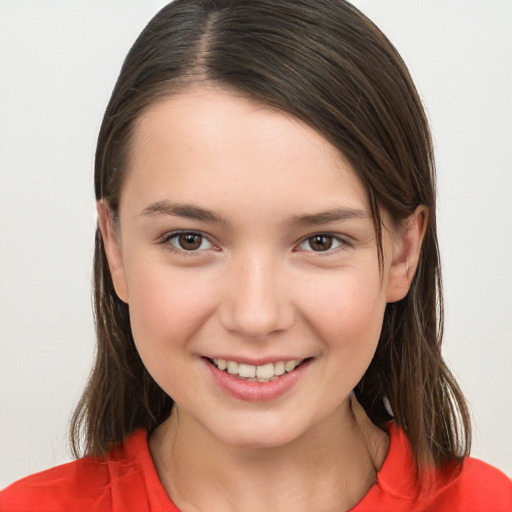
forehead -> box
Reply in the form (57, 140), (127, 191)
(121, 86), (370, 220)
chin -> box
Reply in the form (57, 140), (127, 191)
(206, 414), (311, 450)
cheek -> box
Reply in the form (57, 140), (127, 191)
(298, 266), (387, 355)
(124, 261), (217, 377)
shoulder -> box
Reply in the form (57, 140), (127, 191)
(0, 456), (111, 512)
(434, 456), (512, 511)
(0, 429), (174, 512)
(358, 423), (512, 512)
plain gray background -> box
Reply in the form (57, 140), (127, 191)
(1, 0), (511, 487)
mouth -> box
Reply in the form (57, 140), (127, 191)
(206, 358), (309, 383)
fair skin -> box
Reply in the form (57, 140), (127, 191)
(99, 86), (427, 512)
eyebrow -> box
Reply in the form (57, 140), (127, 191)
(290, 207), (370, 226)
(141, 200), (369, 227)
(141, 200), (228, 224)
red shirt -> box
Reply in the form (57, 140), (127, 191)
(1, 424), (511, 511)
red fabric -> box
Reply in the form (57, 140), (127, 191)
(1, 424), (511, 512)
(351, 424), (512, 511)
(0, 430), (176, 512)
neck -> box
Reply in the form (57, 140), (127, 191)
(149, 397), (388, 512)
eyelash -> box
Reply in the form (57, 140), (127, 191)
(160, 231), (348, 255)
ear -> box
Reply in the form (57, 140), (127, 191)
(97, 201), (129, 303)
(386, 206), (428, 303)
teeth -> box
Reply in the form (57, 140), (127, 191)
(285, 360), (297, 372)
(256, 363), (274, 379)
(274, 361), (285, 376)
(226, 361), (239, 375)
(212, 358), (303, 380)
(214, 359), (227, 371)
(238, 363), (256, 378)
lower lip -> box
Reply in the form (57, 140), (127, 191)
(204, 359), (311, 402)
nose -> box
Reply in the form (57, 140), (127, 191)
(219, 252), (294, 340)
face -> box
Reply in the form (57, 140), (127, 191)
(101, 86), (417, 449)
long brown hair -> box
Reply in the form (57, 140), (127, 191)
(71, 0), (471, 469)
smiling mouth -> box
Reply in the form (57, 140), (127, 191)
(207, 358), (308, 383)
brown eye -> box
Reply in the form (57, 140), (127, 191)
(308, 235), (334, 251)
(297, 234), (344, 253)
(167, 232), (213, 252)
(178, 233), (203, 250)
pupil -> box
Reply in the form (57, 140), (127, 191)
(179, 233), (202, 250)
(310, 235), (332, 251)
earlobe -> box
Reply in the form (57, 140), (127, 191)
(386, 206), (428, 303)
(97, 201), (129, 304)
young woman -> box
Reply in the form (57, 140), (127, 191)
(1, 1), (511, 511)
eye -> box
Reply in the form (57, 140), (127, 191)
(298, 234), (344, 252)
(166, 231), (214, 252)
